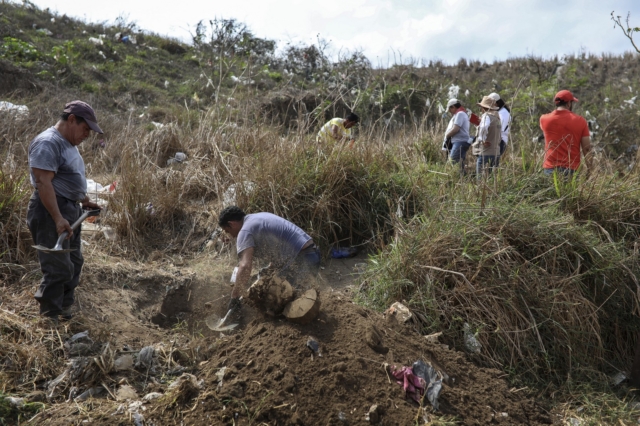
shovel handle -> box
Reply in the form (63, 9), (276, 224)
(55, 209), (101, 244)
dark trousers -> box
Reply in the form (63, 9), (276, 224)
(281, 245), (321, 287)
(27, 192), (84, 317)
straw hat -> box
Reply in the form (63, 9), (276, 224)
(477, 96), (498, 110)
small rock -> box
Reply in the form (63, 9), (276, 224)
(385, 302), (412, 324)
(204, 301), (212, 308)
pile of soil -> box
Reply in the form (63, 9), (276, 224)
(146, 291), (554, 425)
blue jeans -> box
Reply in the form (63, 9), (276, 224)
(544, 167), (575, 177)
(476, 155), (498, 179)
(449, 142), (470, 174)
(281, 244), (321, 286)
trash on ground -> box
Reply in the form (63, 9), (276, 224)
(611, 371), (627, 386)
(385, 302), (413, 324)
(167, 152), (187, 165)
(305, 337), (322, 357)
(114, 354), (134, 371)
(143, 392), (163, 401)
(116, 384), (138, 401)
(6, 396), (24, 407)
(388, 364), (425, 403)
(463, 323), (482, 354)
(135, 346), (156, 370)
(331, 246), (358, 258)
(223, 181), (255, 206)
(0, 101), (29, 117)
(412, 360), (443, 410)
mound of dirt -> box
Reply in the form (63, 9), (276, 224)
(145, 291), (554, 425)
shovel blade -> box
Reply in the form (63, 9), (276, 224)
(205, 314), (238, 332)
(32, 245), (75, 254)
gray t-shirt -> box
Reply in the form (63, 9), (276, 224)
(29, 127), (87, 201)
(446, 111), (470, 144)
(236, 213), (312, 266)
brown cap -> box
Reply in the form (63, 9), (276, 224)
(63, 100), (103, 134)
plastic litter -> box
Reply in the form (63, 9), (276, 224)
(412, 359), (443, 410)
(306, 337), (322, 357)
(463, 323), (482, 354)
(116, 384), (138, 401)
(330, 246), (358, 259)
(135, 346), (155, 369)
(6, 397), (24, 407)
(167, 152), (187, 165)
(0, 101), (29, 117)
(133, 413), (144, 426)
(223, 181), (255, 206)
(74, 387), (105, 401)
(143, 392), (163, 401)
(114, 354), (134, 371)
(216, 366), (227, 389)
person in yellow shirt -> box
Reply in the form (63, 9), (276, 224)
(316, 113), (359, 145)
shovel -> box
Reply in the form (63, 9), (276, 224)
(32, 209), (101, 254)
(205, 296), (241, 332)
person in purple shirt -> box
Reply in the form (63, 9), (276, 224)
(218, 206), (320, 317)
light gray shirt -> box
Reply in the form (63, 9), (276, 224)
(29, 127), (87, 201)
(236, 213), (312, 266)
(446, 111), (470, 144)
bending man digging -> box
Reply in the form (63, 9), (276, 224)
(218, 206), (321, 319)
(27, 101), (103, 326)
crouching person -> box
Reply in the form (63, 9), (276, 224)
(218, 206), (320, 319)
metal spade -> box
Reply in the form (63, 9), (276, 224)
(32, 209), (101, 254)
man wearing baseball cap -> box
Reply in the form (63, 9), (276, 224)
(27, 101), (103, 326)
(540, 90), (593, 176)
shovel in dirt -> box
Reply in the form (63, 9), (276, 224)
(205, 296), (241, 332)
(32, 209), (101, 254)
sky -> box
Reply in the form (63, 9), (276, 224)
(26, 0), (640, 65)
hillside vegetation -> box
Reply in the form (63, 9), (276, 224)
(2, 1), (640, 425)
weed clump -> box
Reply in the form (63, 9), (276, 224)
(358, 197), (640, 386)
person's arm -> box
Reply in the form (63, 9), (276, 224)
(32, 168), (73, 238)
(446, 124), (460, 138)
(581, 136), (593, 175)
(231, 247), (254, 299)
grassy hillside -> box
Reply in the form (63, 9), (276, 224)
(2, 2), (640, 424)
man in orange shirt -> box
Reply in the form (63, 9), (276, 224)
(540, 90), (593, 176)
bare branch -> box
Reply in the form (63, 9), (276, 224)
(611, 11), (640, 54)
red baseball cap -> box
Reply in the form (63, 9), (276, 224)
(554, 90), (578, 104)
(63, 100), (103, 134)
